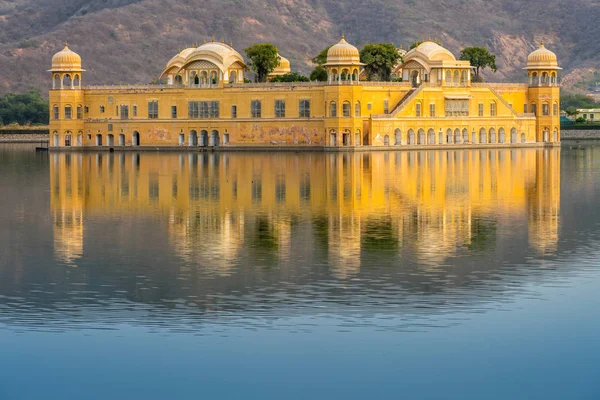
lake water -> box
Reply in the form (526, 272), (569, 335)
(0, 143), (599, 399)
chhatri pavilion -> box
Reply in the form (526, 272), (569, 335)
(48, 36), (561, 149)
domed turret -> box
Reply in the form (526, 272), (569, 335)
(48, 44), (85, 90)
(323, 35), (365, 84)
(526, 43), (560, 70)
(326, 35), (361, 65)
(268, 54), (291, 80)
(50, 44), (84, 72)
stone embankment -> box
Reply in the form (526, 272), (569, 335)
(0, 129), (49, 143)
(561, 129), (600, 140)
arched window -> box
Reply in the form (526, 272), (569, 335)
(461, 71), (468, 86)
(342, 101), (351, 117)
(132, 131), (140, 146)
(394, 128), (401, 145)
(480, 128), (487, 144)
(462, 128), (469, 143)
(73, 74), (80, 88)
(531, 72), (538, 86)
(330, 101), (337, 117)
(416, 103), (421, 117)
(453, 70), (460, 86)
(541, 72), (548, 85)
(189, 130), (198, 146)
(511, 128), (517, 143)
(64, 133), (72, 147)
(454, 128), (461, 143)
(210, 71), (218, 84)
(194, 74), (200, 85)
(521, 133), (526, 143)
(542, 102), (550, 116)
(408, 129), (415, 145)
(428, 129), (436, 144)
(489, 128), (496, 143)
(229, 71), (237, 83)
(551, 72), (557, 85)
(498, 128), (505, 143)
(64, 105), (72, 119)
(384, 135), (390, 146)
(553, 128), (558, 142)
(355, 129), (361, 146)
(355, 101), (361, 117)
(53, 74), (60, 89)
(210, 130), (219, 146)
(53, 105), (59, 120)
(175, 75), (183, 85)
(418, 129), (425, 145)
(445, 70), (452, 85)
(63, 74), (72, 88)
(446, 128), (453, 144)
(77, 105), (83, 119)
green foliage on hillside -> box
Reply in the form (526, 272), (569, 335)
(561, 93), (600, 110)
(1, 0), (599, 93)
(0, 91), (48, 126)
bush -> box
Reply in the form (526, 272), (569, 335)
(0, 91), (49, 126)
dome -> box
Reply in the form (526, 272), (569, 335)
(526, 43), (561, 70)
(411, 41), (455, 62)
(49, 44), (84, 72)
(181, 41), (246, 72)
(326, 35), (362, 65)
(270, 54), (291, 75)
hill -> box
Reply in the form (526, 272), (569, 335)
(1, 0), (599, 95)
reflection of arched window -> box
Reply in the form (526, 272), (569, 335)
(342, 101), (351, 117)
(330, 101), (337, 117)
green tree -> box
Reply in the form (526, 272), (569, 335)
(0, 90), (49, 126)
(309, 66), (328, 82)
(459, 47), (497, 82)
(311, 45), (332, 66)
(359, 43), (402, 81)
(270, 72), (310, 83)
(244, 43), (280, 83)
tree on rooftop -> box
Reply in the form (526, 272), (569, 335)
(244, 43), (280, 83)
(311, 45), (332, 66)
(270, 72), (310, 83)
(360, 43), (402, 81)
(309, 66), (328, 81)
(460, 47), (497, 82)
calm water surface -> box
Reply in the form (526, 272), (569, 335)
(0, 144), (599, 399)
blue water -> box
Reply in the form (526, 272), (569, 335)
(0, 143), (598, 399)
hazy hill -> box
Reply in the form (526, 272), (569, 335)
(1, 0), (599, 95)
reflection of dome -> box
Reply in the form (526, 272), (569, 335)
(526, 43), (560, 69)
(270, 54), (291, 76)
(326, 35), (361, 65)
(50, 44), (84, 71)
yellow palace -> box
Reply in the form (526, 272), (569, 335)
(48, 36), (561, 150)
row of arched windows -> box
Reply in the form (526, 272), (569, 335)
(52, 73), (81, 90)
(529, 71), (558, 86)
(52, 104), (83, 120)
(444, 70), (469, 87)
(329, 101), (361, 117)
(328, 129), (363, 146)
(379, 127), (533, 146)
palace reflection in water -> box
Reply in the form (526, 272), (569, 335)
(50, 148), (560, 279)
